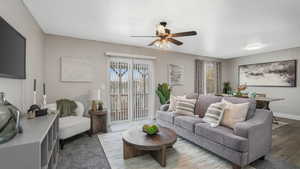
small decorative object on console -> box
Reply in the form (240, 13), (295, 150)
(0, 92), (23, 144)
(27, 104), (48, 118)
(143, 124), (159, 135)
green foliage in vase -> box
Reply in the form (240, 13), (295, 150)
(155, 83), (171, 105)
(223, 82), (232, 94)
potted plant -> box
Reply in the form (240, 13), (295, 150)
(155, 83), (171, 105)
(223, 82), (232, 94)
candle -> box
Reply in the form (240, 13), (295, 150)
(97, 89), (101, 100)
(43, 83), (46, 95)
(33, 79), (36, 91)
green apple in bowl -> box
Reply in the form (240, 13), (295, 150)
(143, 124), (159, 135)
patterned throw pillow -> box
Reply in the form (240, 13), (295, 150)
(175, 98), (196, 116)
(221, 99), (249, 129)
(168, 95), (186, 112)
(203, 102), (226, 127)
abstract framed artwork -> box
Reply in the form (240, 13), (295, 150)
(239, 60), (297, 87)
(168, 64), (184, 86)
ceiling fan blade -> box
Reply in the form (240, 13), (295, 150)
(168, 38), (183, 46)
(171, 31), (197, 37)
(130, 36), (158, 38)
(148, 39), (160, 46)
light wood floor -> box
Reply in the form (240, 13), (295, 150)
(272, 118), (300, 166)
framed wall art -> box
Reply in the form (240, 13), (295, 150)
(239, 60), (297, 87)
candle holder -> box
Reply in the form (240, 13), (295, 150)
(42, 94), (47, 109)
(33, 91), (37, 105)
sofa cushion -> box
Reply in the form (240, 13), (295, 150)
(185, 93), (199, 99)
(168, 95), (186, 112)
(195, 95), (222, 117)
(174, 116), (205, 132)
(157, 111), (177, 124)
(59, 116), (90, 139)
(195, 122), (249, 152)
(221, 99), (249, 129)
(175, 98), (196, 116)
(223, 96), (256, 120)
(203, 102), (226, 127)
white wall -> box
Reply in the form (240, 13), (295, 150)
(0, 0), (45, 110)
(44, 34), (220, 110)
(223, 47), (300, 118)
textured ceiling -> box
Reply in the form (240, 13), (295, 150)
(23, 0), (300, 58)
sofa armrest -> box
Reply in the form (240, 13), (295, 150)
(160, 104), (170, 111)
(234, 109), (273, 163)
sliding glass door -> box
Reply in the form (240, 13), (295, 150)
(108, 57), (154, 123)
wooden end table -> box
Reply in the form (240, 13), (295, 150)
(89, 110), (107, 135)
(122, 127), (177, 167)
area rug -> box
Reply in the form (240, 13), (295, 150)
(98, 132), (255, 169)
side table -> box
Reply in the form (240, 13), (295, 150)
(89, 110), (107, 135)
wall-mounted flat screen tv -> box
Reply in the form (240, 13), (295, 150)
(0, 16), (26, 79)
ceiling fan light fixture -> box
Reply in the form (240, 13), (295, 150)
(156, 24), (165, 34)
(154, 39), (170, 48)
(132, 21), (197, 47)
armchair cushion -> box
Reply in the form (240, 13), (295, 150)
(47, 101), (89, 140)
(59, 116), (90, 139)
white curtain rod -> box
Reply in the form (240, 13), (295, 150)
(105, 52), (156, 60)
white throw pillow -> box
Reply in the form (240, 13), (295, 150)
(168, 95), (185, 112)
(203, 102), (226, 127)
(175, 98), (196, 116)
(221, 99), (250, 129)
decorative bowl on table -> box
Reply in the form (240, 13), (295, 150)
(143, 124), (159, 135)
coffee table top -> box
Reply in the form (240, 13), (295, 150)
(122, 127), (177, 149)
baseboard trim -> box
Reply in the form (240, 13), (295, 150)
(273, 112), (300, 121)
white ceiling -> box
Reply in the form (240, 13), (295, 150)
(23, 0), (300, 59)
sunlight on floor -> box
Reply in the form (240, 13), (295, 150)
(109, 120), (154, 132)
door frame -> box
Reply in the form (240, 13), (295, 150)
(107, 56), (155, 124)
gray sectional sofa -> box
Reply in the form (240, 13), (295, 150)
(157, 95), (273, 169)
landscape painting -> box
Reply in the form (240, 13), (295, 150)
(239, 60), (297, 87)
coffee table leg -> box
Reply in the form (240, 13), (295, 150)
(150, 146), (166, 167)
(123, 140), (144, 159)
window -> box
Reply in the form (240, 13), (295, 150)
(195, 60), (221, 95)
(204, 62), (218, 94)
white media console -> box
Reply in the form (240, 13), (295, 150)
(0, 113), (59, 169)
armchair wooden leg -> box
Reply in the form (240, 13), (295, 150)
(87, 130), (92, 137)
(232, 163), (242, 169)
(60, 139), (65, 150)
(259, 155), (266, 160)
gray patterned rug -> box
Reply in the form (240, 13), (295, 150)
(98, 132), (255, 169)
(57, 134), (300, 169)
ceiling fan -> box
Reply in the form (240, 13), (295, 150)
(131, 21), (197, 47)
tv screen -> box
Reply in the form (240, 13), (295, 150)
(0, 16), (26, 79)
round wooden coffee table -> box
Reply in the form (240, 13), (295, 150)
(122, 127), (177, 167)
